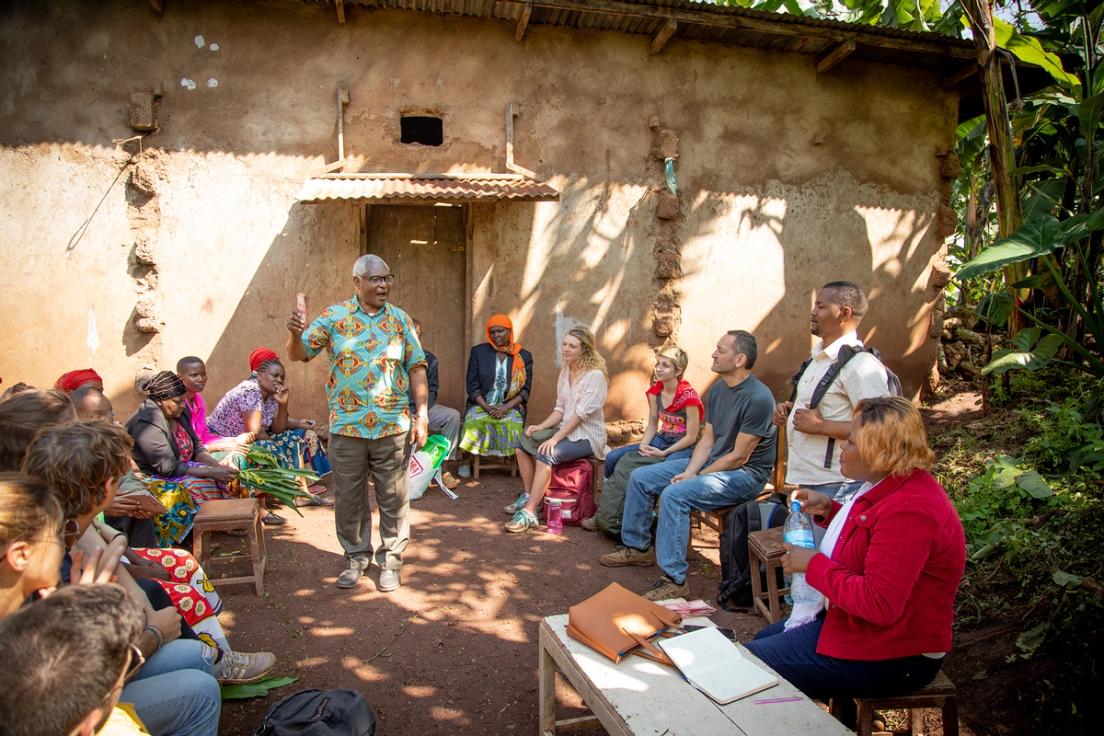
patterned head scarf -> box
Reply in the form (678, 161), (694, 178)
(144, 371), (186, 401)
(485, 315), (527, 401)
(54, 369), (103, 393)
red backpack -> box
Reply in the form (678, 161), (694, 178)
(546, 458), (597, 525)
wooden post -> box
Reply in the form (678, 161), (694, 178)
(964, 0), (1026, 331)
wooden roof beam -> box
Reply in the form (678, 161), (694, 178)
(336, 0), (346, 25)
(515, 2), (532, 41)
(815, 40), (855, 73)
(942, 62), (979, 89)
(650, 18), (678, 54)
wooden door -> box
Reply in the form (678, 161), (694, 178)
(367, 204), (468, 412)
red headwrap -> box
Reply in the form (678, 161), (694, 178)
(249, 348), (280, 373)
(54, 369), (104, 393)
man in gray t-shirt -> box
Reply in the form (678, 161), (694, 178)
(600, 330), (777, 601)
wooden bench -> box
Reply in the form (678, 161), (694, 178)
(830, 670), (958, 736)
(748, 526), (789, 623)
(192, 497), (266, 595)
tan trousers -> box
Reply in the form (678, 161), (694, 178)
(329, 432), (411, 571)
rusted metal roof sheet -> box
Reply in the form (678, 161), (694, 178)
(297, 174), (560, 203)
(319, 0), (974, 69)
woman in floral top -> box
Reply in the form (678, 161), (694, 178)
(207, 348), (332, 524)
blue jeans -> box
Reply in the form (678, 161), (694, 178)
(604, 435), (678, 478)
(121, 640), (221, 736)
(621, 458), (767, 583)
(745, 617), (942, 701)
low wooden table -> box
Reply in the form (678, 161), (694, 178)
(538, 613), (851, 736)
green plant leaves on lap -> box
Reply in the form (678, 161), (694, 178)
(220, 676), (298, 700)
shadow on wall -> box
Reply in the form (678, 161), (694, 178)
(195, 202), (359, 425)
(682, 186), (937, 405)
(160, 178), (936, 431)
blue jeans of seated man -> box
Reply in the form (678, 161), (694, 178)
(604, 435), (679, 478)
(121, 639), (221, 736)
(621, 458), (767, 584)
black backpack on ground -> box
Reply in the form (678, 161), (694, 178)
(716, 493), (788, 611)
(256, 689), (376, 736)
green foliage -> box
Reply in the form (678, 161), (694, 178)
(947, 375), (1104, 656)
(220, 676), (298, 700)
(238, 445), (316, 515)
(952, 2), (1104, 379)
(708, 0), (949, 32)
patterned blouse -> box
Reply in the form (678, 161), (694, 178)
(207, 378), (277, 437)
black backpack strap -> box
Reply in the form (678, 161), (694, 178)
(788, 357), (813, 403)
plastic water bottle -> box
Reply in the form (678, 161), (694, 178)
(783, 500), (820, 607)
(545, 499), (564, 534)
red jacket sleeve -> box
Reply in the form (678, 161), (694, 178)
(805, 499), (938, 628)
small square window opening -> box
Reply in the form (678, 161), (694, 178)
(401, 115), (443, 146)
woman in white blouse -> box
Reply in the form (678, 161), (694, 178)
(504, 326), (609, 533)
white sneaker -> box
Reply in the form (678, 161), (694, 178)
(214, 650), (276, 684)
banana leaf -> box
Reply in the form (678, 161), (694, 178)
(220, 676), (298, 700)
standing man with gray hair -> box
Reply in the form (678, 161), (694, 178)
(287, 254), (428, 593)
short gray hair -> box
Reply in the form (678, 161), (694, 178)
(353, 254), (388, 278)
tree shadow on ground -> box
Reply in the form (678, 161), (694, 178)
(213, 473), (765, 735)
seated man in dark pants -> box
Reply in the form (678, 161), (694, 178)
(600, 330), (777, 602)
(410, 318), (462, 490)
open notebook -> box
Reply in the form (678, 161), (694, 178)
(657, 627), (778, 704)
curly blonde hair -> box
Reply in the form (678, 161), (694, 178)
(567, 327), (607, 378)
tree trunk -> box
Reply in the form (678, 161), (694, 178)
(965, 0), (1027, 332)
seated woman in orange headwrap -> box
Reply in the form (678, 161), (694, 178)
(458, 315), (534, 465)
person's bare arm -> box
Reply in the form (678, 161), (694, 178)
(699, 431), (763, 474)
(409, 365), (429, 448)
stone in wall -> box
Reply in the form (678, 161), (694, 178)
(134, 294), (162, 334)
(655, 191), (680, 220)
(605, 419), (646, 448)
(132, 232), (157, 266)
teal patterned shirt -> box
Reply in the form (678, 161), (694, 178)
(301, 297), (426, 439)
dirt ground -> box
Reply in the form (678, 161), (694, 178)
(213, 470), (761, 735)
(215, 389), (995, 735)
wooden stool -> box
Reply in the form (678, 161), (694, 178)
(192, 498), (266, 595)
(831, 671), (958, 736)
(748, 526), (789, 623)
(472, 453), (518, 479)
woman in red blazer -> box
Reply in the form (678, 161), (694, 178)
(745, 396), (966, 700)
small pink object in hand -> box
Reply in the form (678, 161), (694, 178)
(296, 293), (309, 321)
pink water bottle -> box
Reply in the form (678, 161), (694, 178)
(545, 499), (564, 534)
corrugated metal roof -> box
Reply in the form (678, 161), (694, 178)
(297, 174), (560, 202)
(317, 0), (975, 68)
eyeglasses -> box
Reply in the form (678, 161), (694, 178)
(358, 274), (395, 286)
(123, 642), (146, 683)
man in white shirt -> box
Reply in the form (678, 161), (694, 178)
(774, 281), (894, 502)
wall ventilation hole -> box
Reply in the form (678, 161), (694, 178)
(401, 115), (443, 146)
